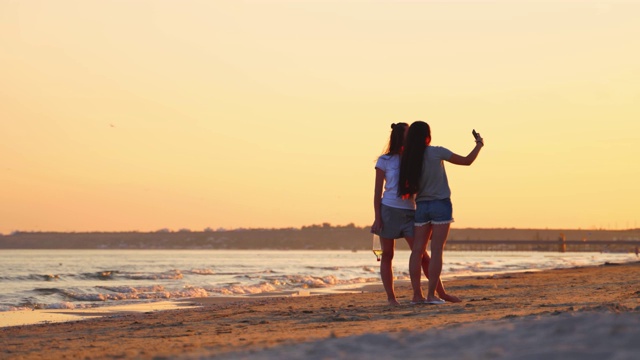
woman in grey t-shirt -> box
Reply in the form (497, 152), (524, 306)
(398, 121), (484, 304)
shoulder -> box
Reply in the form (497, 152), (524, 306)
(377, 154), (396, 162)
(430, 146), (449, 152)
(376, 154), (393, 168)
(429, 146), (453, 158)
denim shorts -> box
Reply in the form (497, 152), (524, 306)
(379, 204), (415, 239)
(414, 198), (454, 226)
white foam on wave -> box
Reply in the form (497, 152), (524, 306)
(127, 270), (183, 280)
(44, 302), (78, 310)
(191, 268), (216, 275)
(208, 275), (381, 296)
(0, 305), (32, 312)
(0, 302), (95, 311)
(98, 285), (166, 293)
(212, 282), (279, 295)
(60, 284), (209, 302)
(174, 286), (209, 298)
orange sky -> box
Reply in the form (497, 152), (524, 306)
(1, 1), (639, 233)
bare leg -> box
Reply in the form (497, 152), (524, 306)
(418, 227), (433, 286)
(421, 252), (461, 303)
(409, 224), (431, 302)
(408, 228), (460, 303)
(379, 237), (399, 306)
(426, 223), (451, 302)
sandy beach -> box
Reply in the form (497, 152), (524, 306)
(2, 261), (639, 359)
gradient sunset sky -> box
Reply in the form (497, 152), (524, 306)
(2, 1), (639, 233)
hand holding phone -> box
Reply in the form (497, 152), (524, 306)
(472, 129), (483, 145)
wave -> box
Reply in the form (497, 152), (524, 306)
(32, 287), (66, 295)
(1, 268), (282, 285)
(0, 305), (34, 311)
(208, 274), (380, 296)
(2, 251), (635, 312)
(304, 265), (376, 271)
(1, 274), (382, 310)
(190, 268), (216, 275)
(126, 270), (184, 280)
(0, 274), (64, 282)
(80, 271), (121, 280)
(59, 285), (208, 302)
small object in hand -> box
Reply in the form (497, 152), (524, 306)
(372, 233), (382, 261)
(472, 129), (483, 145)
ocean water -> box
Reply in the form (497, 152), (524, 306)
(0, 249), (636, 312)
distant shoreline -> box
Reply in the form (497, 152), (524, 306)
(1, 226), (639, 251)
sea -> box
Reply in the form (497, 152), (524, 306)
(0, 249), (637, 312)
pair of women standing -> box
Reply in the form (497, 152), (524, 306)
(372, 121), (484, 305)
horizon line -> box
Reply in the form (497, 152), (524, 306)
(4, 225), (640, 235)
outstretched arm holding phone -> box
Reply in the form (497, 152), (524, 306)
(448, 129), (484, 166)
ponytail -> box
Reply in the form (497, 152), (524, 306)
(385, 122), (408, 155)
(398, 121), (430, 198)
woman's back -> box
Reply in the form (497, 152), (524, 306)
(415, 146), (453, 202)
(376, 154), (415, 209)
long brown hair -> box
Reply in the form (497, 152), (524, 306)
(398, 121), (430, 197)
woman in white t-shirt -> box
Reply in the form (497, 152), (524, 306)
(371, 123), (460, 306)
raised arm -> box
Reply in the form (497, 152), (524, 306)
(448, 134), (484, 166)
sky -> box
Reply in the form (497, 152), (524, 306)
(1, 0), (639, 233)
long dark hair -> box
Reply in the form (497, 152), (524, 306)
(398, 121), (431, 197)
(384, 122), (408, 155)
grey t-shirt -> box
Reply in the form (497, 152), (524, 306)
(416, 146), (454, 202)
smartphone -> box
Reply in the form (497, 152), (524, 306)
(472, 129), (480, 141)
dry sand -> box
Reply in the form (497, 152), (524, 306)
(1, 261), (639, 359)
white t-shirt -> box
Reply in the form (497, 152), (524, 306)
(375, 154), (416, 210)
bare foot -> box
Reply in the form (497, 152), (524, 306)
(439, 293), (462, 303)
(387, 299), (400, 306)
(424, 296), (446, 305)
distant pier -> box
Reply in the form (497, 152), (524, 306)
(445, 239), (640, 253)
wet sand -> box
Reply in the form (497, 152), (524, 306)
(1, 261), (639, 359)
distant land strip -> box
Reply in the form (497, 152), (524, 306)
(1, 226), (639, 252)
